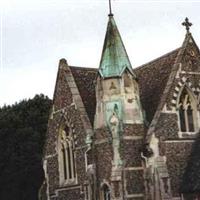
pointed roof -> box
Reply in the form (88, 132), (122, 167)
(145, 24), (200, 143)
(178, 31), (200, 62)
(69, 19), (200, 136)
(69, 48), (179, 126)
(99, 15), (135, 78)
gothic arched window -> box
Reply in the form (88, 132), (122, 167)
(178, 88), (196, 132)
(101, 184), (111, 200)
(59, 125), (76, 185)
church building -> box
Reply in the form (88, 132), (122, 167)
(42, 7), (200, 200)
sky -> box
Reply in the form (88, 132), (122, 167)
(1, 0), (200, 106)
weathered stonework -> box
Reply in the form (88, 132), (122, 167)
(154, 113), (179, 140)
(42, 17), (200, 200)
(165, 141), (193, 197)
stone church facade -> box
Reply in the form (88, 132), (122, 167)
(42, 13), (200, 200)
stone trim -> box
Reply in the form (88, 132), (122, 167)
(181, 71), (200, 75)
(171, 78), (200, 111)
(51, 102), (76, 116)
(55, 185), (81, 192)
(123, 136), (143, 140)
(164, 140), (194, 143)
(161, 104), (176, 113)
(124, 167), (144, 171)
(94, 138), (110, 145)
(94, 136), (143, 144)
(178, 131), (199, 138)
(44, 153), (57, 159)
(51, 185), (82, 198)
(172, 197), (182, 200)
(126, 193), (144, 198)
(171, 77), (187, 109)
(43, 159), (50, 200)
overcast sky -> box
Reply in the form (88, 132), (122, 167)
(1, 0), (200, 106)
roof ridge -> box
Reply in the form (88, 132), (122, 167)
(69, 66), (98, 70)
(134, 47), (181, 71)
(68, 48), (181, 72)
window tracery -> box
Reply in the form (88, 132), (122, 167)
(58, 125), (76, 185)
(178, 88), (197, 132)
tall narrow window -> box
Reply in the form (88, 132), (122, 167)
(187, 105), (194, 132)
(102, 184), (111, 200)
(178, 88), (196, 132)
(59, 125), (76, 184)
(179, 104), (186, 132)
(61, 144), (67, 180)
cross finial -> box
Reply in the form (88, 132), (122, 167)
(108, 0), (114, 17)
(182, 17), (192, 33)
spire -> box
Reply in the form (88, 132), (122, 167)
(99, 15), (135, 78)
(108, 0), (113, 17)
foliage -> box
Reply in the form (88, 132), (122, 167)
(0, 94), (52, 200)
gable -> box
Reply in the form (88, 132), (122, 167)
(53, 59), (74, 111)
(180, 34), (200, 72)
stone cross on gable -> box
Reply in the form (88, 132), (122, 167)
(182, 17), (193, 33)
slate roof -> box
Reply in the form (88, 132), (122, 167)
(69, 33), (200, 194)
(70, 48), (180, 126)
(134, 48), (180, 123)
(70, 66), (97, 125)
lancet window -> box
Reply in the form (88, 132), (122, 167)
(178, 88), (196, 132)
(59, 125), (76, 184)
(101, 184), (111, 200)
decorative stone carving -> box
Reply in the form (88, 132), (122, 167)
(86, 164), (96, 200)
(109, 109), (122, 167)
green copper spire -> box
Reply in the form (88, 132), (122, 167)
(99, 15), (135, 78)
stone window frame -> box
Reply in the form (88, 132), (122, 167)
(100, 182), (111, 200)
(84, 182), (92, 200)
(181, 193), (200, 200)
(177, 86), (200, 138)
(58, 123), (77, 186)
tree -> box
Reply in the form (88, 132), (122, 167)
(0, 94), (52, 200)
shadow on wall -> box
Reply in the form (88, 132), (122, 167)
(180, 132), (200, 199)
